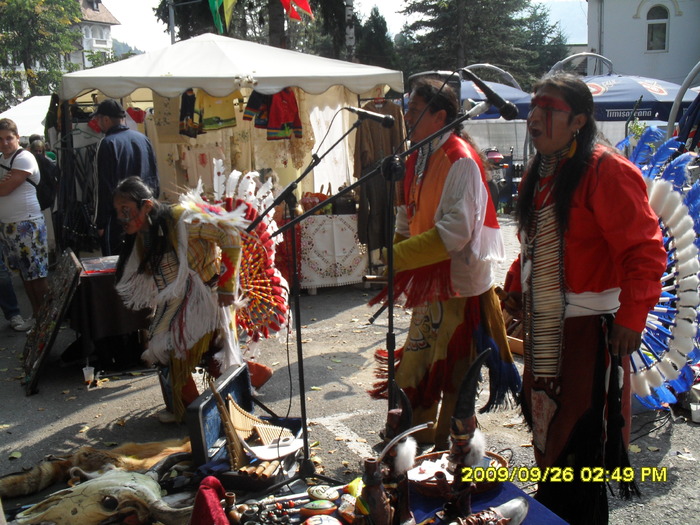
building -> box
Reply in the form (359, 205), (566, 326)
(587, 0), (700, 84)
(70, 0), (121, 69)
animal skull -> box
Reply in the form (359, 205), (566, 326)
(13, 469), (191, 525)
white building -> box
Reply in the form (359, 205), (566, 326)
(69, 0), (121, 69)
(587, 0), (700, 84)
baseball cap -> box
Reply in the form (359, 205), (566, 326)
(91, 99), (126, 119)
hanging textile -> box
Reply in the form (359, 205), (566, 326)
(197, 91), (242, 131)
(353, 99), (407, 251)
(179, 89), (203, 138)
(243, 88), (302, 141)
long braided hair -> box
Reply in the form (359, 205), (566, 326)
(114, 176), (173, 281)
(515, 73), (599, 232)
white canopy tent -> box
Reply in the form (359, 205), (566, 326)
(0, 96), (51, 138)
(60, 33), (403, 100)
(58, 33), (404, 199)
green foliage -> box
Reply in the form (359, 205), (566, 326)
(155, 0), (220, 40)
(355, 7), (398, 69)
(155, 0), (348, 55)
(0, 70), (25, 112)
(0, 0), (82, 101)
(85, 50), (116, 69)
(396, 0), (569, 90)
(627, 118), (648, 142)
(313, 0), (346, 57)
(287, 1), (353, 59)
(113, 38), (142, 58)
(515, 3), (569, 90)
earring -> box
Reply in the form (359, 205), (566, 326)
(568, 129), (579, 158)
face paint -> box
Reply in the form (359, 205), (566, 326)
(118, 206), (133, 225)
(530, 95), (573, 138)
(130, 214), (146, 232)
(115, 199), (148, 233)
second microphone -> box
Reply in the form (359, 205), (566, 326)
(345, 106), (395, 128)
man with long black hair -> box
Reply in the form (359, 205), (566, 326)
(504, 73), (666, 524)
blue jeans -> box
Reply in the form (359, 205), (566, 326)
(0, 258), (20, 320)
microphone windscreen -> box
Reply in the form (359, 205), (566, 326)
(501, 102), (519, 121)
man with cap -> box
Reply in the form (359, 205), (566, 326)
(93, 99), (159, 256)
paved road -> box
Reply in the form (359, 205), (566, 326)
(0, 214), (697, 523)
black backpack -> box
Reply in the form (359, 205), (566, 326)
(0, 148), (58, 210)
(32, 154), (60, 210)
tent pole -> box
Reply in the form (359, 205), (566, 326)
(168, 0), (175, 44)
(665, 60), (700, 140)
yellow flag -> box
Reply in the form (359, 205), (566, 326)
(223, 0), (238, 31)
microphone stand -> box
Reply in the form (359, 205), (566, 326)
(247, 116), (366, 494)
(276, 101), (494, 231)
(277, 100), (494, 412)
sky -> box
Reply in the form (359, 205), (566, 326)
(102, 0), (589, 53)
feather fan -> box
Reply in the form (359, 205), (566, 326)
(630, 130), (700, 410)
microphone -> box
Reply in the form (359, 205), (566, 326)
(345, 106), (395, 128)
(461, 68), (520, 121)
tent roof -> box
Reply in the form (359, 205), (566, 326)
(0, 96), (51, 137)
(60, 33), (404, 100)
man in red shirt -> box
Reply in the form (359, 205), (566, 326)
(505, 73), (666, 525)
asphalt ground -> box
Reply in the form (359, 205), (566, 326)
(0, 214), (698, 523)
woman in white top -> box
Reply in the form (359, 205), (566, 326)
(0, 118), (49, 325)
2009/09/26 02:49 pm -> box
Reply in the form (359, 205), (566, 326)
(460, 466), (668, 484)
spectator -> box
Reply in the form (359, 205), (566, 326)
(0, 258), (32, 331)
(29, 139), (59, 210)
(92, 99), (159, 256)
(0, 118), (49, 328)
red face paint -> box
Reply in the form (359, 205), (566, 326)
(130, 215), (146, 232)
(530, 95), (573, 138)
(115, 200), (147, 234)
(531, 95), (573, 113)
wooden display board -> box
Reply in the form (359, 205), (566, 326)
(22, 248), (82, 395)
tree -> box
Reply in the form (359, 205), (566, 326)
(84, 48), (137, 69)
(287, 1), (349, 59)
(355, 7), (397, 70)
(113, 38), (143, 58)
(84, 50), (116, 69)
(516, 3), (569, 88)
(155, 0), (221, 41)
(155, 0), (347, 55)
(0, 0), (82, 110)
(396, 0), (568, 89)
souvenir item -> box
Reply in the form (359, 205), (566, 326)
(307, 484), (340, 501)
(299, 500), (337, 517)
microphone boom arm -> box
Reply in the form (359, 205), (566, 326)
(275, 100), (493, 235)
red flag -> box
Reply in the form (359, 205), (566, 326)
(279, 0), (314, 21)
(279, 0), (301, 21)
(291, 0), (313, 18)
